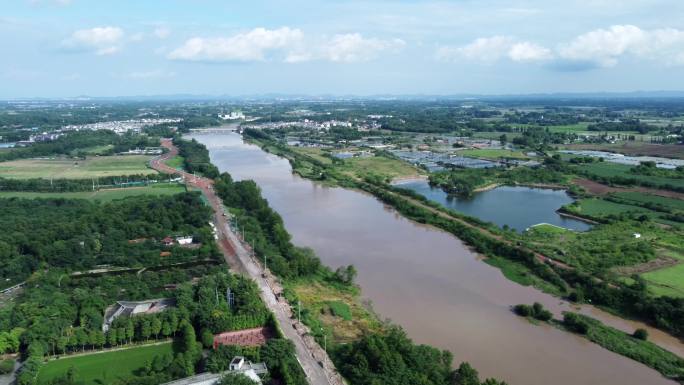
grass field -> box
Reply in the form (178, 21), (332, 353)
(0, 184), (185, 201)
(642, 263), (684, 298)
(575, 162), (684, 190)
(37, 342), (173, 385)
(165, 155), (185, 170)
(459, 148), (530, 160)
(337, 156), (423, 181)
(327, 301), (352, 321)
(286, 279), (381, 344)
(292, 147), (333, 165)
(611, 191), (684, 211)
(545, 123), (591, 133)
(573, 198), (653, 218)
(471, 131), (523, 140)
(0, 155), (156, 179)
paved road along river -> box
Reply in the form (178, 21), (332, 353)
(192, 132), (682, 385)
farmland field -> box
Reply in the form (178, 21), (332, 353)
(0, 155), (156, 179)
(337, 155), (423, 180)
(564, 142), (684, 159)
(611, 191), (684, 211)
(572, 198), (653, 218)
(37, 342), (173, 385)
(642, 263), (684, 298)
(574, 162), (684, 190)
(459, 148), (530, 160)
(0, 184), (185, 201)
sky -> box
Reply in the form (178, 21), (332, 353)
(2, 0), (684, 98)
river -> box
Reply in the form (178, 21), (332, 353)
(191, 132), (682, 385)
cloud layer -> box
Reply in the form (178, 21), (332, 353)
(168, 27), (404, 63)
(61, 26), (124, 55)
(439, 25), (684, 69)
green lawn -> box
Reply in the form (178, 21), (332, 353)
(0, 155), (156, 179)
(38, 342), (173, 385)
(165, 155), (185, 170)
(573, 198), (653, 218)
(642, 263), (684, 298)
(458, 148), (530, 160)
(327, 301), (352, 321)
(0, 184), (185, 201)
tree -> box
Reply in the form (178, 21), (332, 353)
(141, 318), (152, 341)
(107, 329), (117, 347)
(633, 328), (648, 341)
(75, 328), (88, 352)
(147, 317), (162, 340)
(455, 362), (480, 385)
(499, 134), (508, 146)
(161, 321), (172, 337)
(201, 329), (215, 349)
(126, 319), (135, 344)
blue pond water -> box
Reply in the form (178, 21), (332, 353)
(398, 180), (593, 232)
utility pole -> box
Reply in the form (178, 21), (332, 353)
(298, 300), (301, 322)
(263, 255), (267, 272)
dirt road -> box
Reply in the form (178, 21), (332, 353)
(151, 139), (343, 385)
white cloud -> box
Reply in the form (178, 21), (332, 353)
(509, 42), (553, 62)
(61, 26), (124, 55)
(437, 36), (552, 63)
(558, 25), (684, 67)
(169, 28), (403, 63)
(319, 33), (405, 63)
(438, 36), (514, 63)
(126, 70), (176, 79)
(168, 27), (304, 62)
(153, 27), (171, 39)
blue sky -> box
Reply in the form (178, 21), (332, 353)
(2, 0), (684, 97)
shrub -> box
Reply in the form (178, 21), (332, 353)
(632, 328), (648, 341)
(0, 359), (14, 374)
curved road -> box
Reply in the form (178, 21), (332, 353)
(151, 139), (342, 385)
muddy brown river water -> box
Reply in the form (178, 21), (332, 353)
(192, 132), (682, 385)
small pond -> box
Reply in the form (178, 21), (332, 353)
(397, 180), (593, 232)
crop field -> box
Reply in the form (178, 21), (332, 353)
(545, 123), (591, 133)
(338, 156), (423, 181)
(642, 263), (684, 298)
(37, 342), (173, 385)
(292, 147), (333, 165)
(459, 148), (530, 160)
(471, 131), (523, 140)
(0, 155), (156, 179)
(611, 191), (684, 211)
(564, 142), (684, 159)
(573, 198), (653, 218)
(575, 162), (684, 190)
(0, 184), (185, 201)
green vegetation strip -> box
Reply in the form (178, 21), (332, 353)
(560, 313), (684, 382)
(0, 184), (186, 201)
(37, 342), (173, 385)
